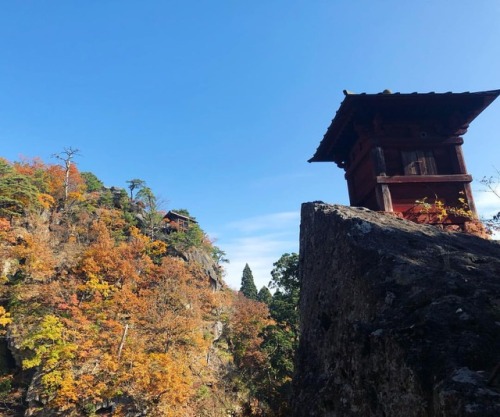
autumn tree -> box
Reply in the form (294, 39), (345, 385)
(229, 294), (272, 383)
(12, 157), (51, 194)
(240, 263), (258, 300)
(221, 255), (300, 416)
(0, 153), (234, 416)
(11, 226), (56, 282)
(52, 147), (80, 202)
(21, 315), (78, 399)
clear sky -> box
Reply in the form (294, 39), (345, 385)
(1, 1), (499, 290)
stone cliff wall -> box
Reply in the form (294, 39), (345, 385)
(293, 203), (500, 417)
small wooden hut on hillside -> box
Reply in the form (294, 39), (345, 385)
(163, 210), (197, 232)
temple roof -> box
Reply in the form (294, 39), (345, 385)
(164, 210), (198, 224)
(309, 89), (500, 165)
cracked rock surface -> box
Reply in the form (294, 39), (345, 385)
(293, 203), (500, 417)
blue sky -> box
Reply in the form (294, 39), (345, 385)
(1, 2), (499, 289)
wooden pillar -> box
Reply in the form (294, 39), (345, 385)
(376, 184), (394, 212)
(345, 172), (356, 206)
(372, 146), (387, 176)
(454, 143), (468, 174)
(455, 143), (478, 216)
(372, 145), (393, 211)
(463, 183), (478, 216)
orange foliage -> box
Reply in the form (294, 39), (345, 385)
(230, 293), (273, 372)
(78, 221), (123, 285)
(0, 217), (15, 244)
(11, 229), (56, 281)
(45, 165), (65, 197)
(98, 208), (130, 238)
(14, 156), (45, 171)
(44, 163), (85, 201)
(2, 154), (230, 415)
(12, 157), (85, 203)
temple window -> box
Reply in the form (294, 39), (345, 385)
(401, 150), (437, 175)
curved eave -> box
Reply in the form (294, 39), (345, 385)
(308, 94), (357, 164)
(309, 89), (500, 164)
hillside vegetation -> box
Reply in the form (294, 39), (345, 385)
(0, 154), (296, 417)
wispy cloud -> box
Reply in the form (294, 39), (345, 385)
(218, 189), (500, 290)
(218, 211), (300, 290)
(474, 190), (500, 239)
(474, 190), (500, 219)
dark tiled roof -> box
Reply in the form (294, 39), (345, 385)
(309, 89), (500, 165)
(164, 211), (198, 223)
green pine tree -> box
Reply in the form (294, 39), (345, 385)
(257, 286), (272, 305)
(0, 161), (40, 218)
(261, 252), (300, 415)
(81, 171), (104, 192)
(239, 263), (258, 300)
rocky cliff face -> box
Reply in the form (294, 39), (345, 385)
(293, 203), (500, 417)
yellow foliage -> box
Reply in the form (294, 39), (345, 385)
(54, 371), (79, 405)
(0, 306), (12, 327)
(21, 315), (78, 369)
(67, 191), (84, 202)
(147, 239), (167, 257)
(78, 274), (114, 298)
(415, 192), (476, 223)
(37, 193), (55, 209)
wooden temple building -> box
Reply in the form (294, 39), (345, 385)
(310, 89), (500, 228)
(163, 210), (197, 232)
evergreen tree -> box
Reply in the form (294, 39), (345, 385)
(81, 171), (104, 192)
(126, 178), (145, 200)
(239, 263), (258, 300)
(0, 161), (40, 218)
(257, 286), (272, 305)
(136, 186), (163, 240)
(260, 253), (300, 415)
(269, 252), (300, 333)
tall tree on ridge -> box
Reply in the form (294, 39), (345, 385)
(52, 147), (80, 202)
(126, 178), (146, 201)
(240, 263), (258, 300)
(136, 186), (163, 240)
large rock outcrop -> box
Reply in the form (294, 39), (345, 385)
(293, 203), (500, 417)
(174, 246), (224, 291)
